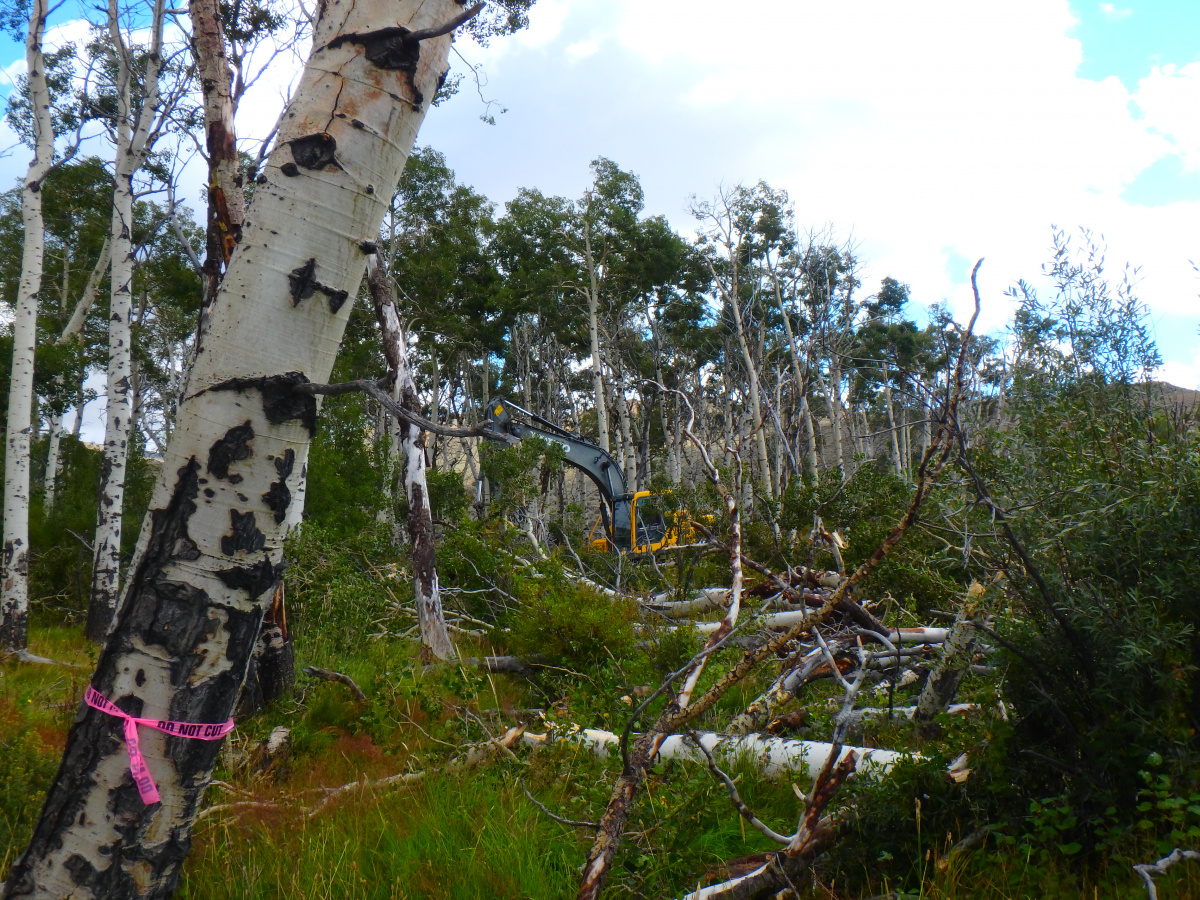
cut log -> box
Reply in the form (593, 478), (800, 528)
(522, 728), (908, 780)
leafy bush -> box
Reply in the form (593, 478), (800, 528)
(502, 565), (636, 669)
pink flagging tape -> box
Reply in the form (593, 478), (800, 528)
(84, 686), (235, 805)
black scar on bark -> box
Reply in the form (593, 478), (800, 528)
(207, 421), (254, 480)
(221, 509), (266, 556)
(288, 258), (318, 305)
(327, 288), (349, 314)
(325, 28), (424, 110)
(409, 482), (437, 598)
(209, 372), (319, 437)
(287, 258), (350, 313)
(262, 448), (295, 524)
(63, 854), (98, 887)
(216, 557), (279, 599)
(1, 459), (213, 897)
(289, 132), (342, 171)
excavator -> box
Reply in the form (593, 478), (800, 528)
(482, 398), (690, 554)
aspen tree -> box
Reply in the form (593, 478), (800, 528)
(86, 0), (169, 641)
(3, 1), (478, 895)
(1, 0), (56, 652)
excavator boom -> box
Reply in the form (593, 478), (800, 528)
(481, 399), (679, 553)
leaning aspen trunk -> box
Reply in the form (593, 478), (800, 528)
(914, 585), (985, 727)
(3, 4), (465, 896)
(728, 286), (772, 499)
(188, 0), (244, 310)
(1, 0), (55, 652)
(367, 256), (455, 661)
(581, 220), (609, 453)
(86, 0), (167, 642)
(883, 363), (901, 474)
(42, 413), (62, 510)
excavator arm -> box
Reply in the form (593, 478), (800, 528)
(482, 398), (641, 550)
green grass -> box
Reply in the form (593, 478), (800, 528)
(5, 623), (1200, 899)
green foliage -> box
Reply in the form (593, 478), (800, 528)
(502, 564), (636, 669)
(425, 468), (470, 525)
(284, 522), (406, 657)
(28, 436), (100, 617)
(968, 235), (1200, 820)
(479, 434), (564, 522)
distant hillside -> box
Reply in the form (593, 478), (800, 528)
(1149, 381), (1200, 409)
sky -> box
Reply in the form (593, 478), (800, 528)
(1, 0), (1198, 440)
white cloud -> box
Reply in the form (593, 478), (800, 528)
(1099, 3), (1132, 21)
(1156, 349), (1200, 391)
(513, 0), (570, 49)
(565, 39), (600, 62)
(1133, 62), (1200, 172)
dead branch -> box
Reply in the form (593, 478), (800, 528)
(520, 779), (599, 830)
(296, 378), (517, 443)
(0, 648), (83, 668)
(936, 824), (993, 873)
(578, 386), (747, 900)
(688, 732), (791, 845)
(302, 666), (366, 700)
(1134, 848), (1200, 900)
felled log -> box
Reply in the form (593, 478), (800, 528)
(642, 587), (731, 617)
(914, 586), (986, 727)
(521, 727), (908, 780)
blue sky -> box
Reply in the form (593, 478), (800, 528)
(1, 0), (1198, 412)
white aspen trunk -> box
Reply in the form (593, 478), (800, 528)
(429, 342), (441, 468)
(922, 379), (932, 462)
(42, 413), (63, 510)
(580, 219), (609, 453)
(772, 273), (818, 479)
(820, 371), (844, 480)
(611, 356), (636, 486)
(4, 3), (463, 894)
(367, 257), (454, 660)
(801, 393), (819, 477)
(57, 234), (112, 343)
(71, 387), (86, 437)
(523, 728), (906, 781)
(914, 587), (984, 725)
(727, 284), (772, 498)
(883, 362), (901, 476)
(1, 0), (55, 652)
(86, 0), (167, 642)
(671, 394), (682, 484)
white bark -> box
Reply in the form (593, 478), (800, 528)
(87, 0), (167, 641)
(522, 728), (907, 781)
(914, 587), (985, 725)
(367, 255), (455, 661)
(5, 3), (463, 895)
(580, 213), (609, 453)
(883, 362), (902, 476)
(1, 0), (55, 652)
(42, 413), (62, 510)
(56, 234), (111, 344)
